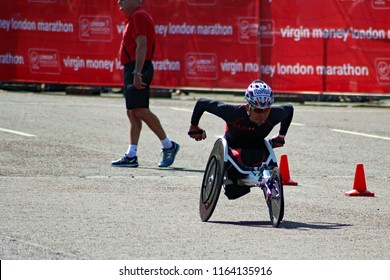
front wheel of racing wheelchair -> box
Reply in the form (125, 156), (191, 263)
(199, 137), (284, 227)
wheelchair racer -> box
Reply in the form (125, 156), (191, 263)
(188, 80), (294, 199)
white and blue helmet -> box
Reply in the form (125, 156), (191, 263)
(244, 80), (274, 109)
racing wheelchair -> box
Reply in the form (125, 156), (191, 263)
(199, 137), (284, 227)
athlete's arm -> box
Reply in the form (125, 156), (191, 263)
(278, 104), (294, 136)
(269, 104), (294, 147)
(190, 98), (238, 125)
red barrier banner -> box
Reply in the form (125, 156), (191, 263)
(0, 0), (389, 94)
(260, 0), (390, 94)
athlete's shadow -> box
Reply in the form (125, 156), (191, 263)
(208, 220), (352, 230)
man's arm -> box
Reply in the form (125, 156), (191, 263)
(133, 35), (147, 89)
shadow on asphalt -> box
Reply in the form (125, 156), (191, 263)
(139, 166), (205, 173)
(208, 220), (352, 230)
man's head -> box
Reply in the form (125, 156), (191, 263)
(244, 80), (274, 125)
(118, 0), (142, 16)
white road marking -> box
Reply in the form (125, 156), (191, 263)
(0, 128), (36, 137)
(331, 128), (390, 141)
(169, 107), (192, 112)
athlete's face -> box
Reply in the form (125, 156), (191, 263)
(247, 106), (271, 125)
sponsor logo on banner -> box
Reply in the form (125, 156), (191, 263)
(185, 53), (218, 80)
(28, 48), (60, 74)
(187, 0), (217, 6)
(79, 16), (112, 42)
(375, 58), (390, 84)
(259, 20), (274, 46)
(372, 0), (390, 9)
(28, 0), (57, 3)
(238, 17), (258, 44)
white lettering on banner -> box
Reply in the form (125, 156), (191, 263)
(197, 24), (233, 35)
(155, 25), (168, 37)
(169, 23), (196, 35)
(4, 17), (73, 33)
(115, 58), (123, 70)
(38, 21), (74, 33)
(220, 61), (262, 75)
(151, 23), (233, 37)
(278, 63), (314, 75)
(312, 28), (349, 41)
(153, 59), (180, 71)
(281, 26), (389, 42)
(86, 59), (114, 72)
(245, 63), (259, 73)
(350, 27), (386, 40)
(280, 26), (311, 41)
(11, 18), (36, 31)
(220, 60), (243, 75)
(316, 64), (369, 76)
(0, 19), (11, 31)
(0, 53), (24, 65)
(116, 23), (126, 34)
(260, 65), (275, 77)
(63, 56), (85, 71)
(257, 63), (370, 77)
(62, 56), (115, 72)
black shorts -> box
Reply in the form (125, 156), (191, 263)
(123, 61), (154, 110)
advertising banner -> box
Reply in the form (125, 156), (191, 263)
(260, 0), (390, 94)
(0, 0), (389, 94)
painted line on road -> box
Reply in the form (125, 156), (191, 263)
(0, 128), (36, 137)
(169, 107), (192, 112)
(331, 128), (390, 141)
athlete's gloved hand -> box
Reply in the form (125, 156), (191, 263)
(269, 135), (285, 148)
(188, 125), (207, 141)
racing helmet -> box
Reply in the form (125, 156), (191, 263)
(244, 80), (274, 109)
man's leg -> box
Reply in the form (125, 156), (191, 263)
(133, 108), (180, 167)
(128, 109), (143, 144)
(132, 108), (166, 141)
(111, 110), (141, 167)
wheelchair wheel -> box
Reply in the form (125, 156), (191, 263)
(199, 155), (224, 222)
(265, 167), (284, 227)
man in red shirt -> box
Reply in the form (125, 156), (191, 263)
(112, 0), (180, 168)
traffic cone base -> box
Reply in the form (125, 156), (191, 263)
(345, 189), (375, 197)
(345, 164), (375, 197)
(283, 179), (298, 186)
(279, 154), (298, 186)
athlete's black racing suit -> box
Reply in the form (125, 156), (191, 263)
(190, 98), (294, 199)
(190, 98), (294, 149)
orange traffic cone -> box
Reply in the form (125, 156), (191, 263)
(345, 164), (374, 197)
(279, 154), (298, 186)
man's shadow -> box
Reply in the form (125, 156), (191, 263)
(208, 220), (352, 230)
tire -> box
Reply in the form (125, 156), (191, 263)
(265, 167), (284, 227)
(199, 155), (224, 222)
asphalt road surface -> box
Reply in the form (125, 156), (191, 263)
(1, 90), (389, 260)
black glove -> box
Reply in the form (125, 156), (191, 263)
(269, 136), (285, 148)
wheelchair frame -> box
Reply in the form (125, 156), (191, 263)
(199, 137), (284, 227)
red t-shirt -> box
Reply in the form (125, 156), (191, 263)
(120, 7), (156, 65)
